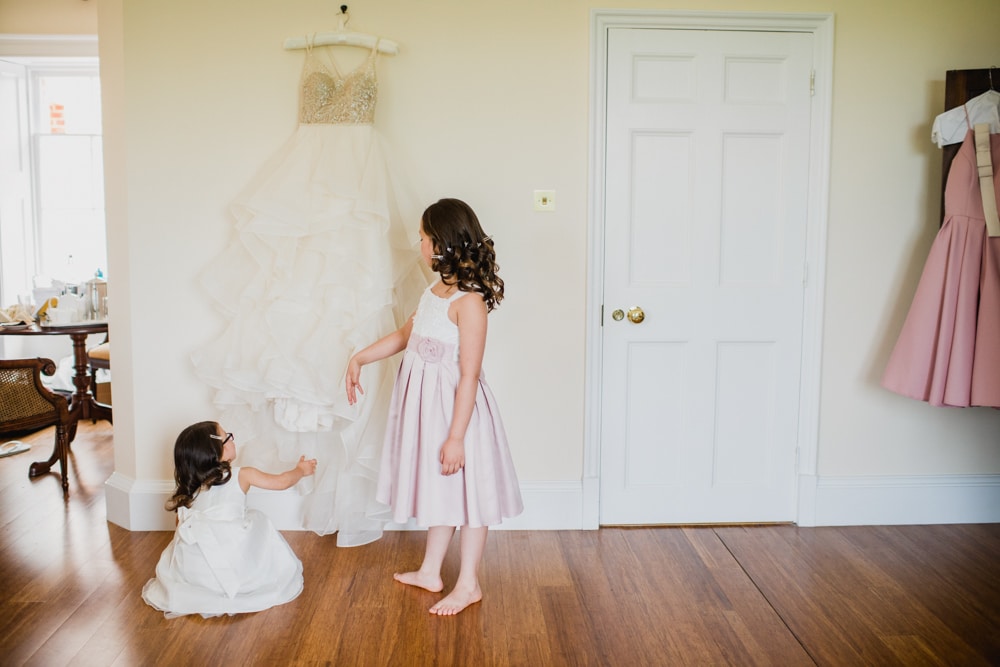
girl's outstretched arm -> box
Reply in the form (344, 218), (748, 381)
(439, 293), (488, 475)
(346, 315), (414, 405)
(238, 456), (317, 493)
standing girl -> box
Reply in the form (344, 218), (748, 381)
(346, 198), (522, 615)
(142, 421), (317, 618)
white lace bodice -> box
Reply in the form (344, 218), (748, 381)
(411, 284), (465, 346)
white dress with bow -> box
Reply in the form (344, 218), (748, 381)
(142, 468), (304, 618)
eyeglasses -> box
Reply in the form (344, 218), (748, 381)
(210, 432), (234, 446)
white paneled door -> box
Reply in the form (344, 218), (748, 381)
(600, 28), (814, 524)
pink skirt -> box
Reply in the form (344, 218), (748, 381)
(376, 334), (524, 527)
(881, 217), (1000, 408)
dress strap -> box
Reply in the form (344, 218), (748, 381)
(429, 281), (471, 302)
(974, 123), (1000, 237)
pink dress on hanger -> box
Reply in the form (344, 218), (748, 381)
(881, 128), (1000, 407)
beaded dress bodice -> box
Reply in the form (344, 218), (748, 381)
(299, 41), (378, 125)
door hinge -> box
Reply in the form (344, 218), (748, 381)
(809, 70), (816, 96)
(600, 304), (604, 326)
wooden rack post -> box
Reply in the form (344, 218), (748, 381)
(941, 68), (996, 220)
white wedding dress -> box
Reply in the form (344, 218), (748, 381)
(193, 39), (427, 545)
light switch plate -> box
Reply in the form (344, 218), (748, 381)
(533, 190), (556, 212)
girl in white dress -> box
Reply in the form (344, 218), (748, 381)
(142, 421), (317, 618)
(346, 198), (523, 615)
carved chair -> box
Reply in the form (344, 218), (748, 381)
(0, 358), (73, 494)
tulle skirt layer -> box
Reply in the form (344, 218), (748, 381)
(193, 123), (428, 544)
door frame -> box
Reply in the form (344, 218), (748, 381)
(584, 10), (834, 528)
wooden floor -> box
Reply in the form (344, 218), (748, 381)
(0, 421), (997, 666)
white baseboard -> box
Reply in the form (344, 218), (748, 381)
(490, 481), (585, 530)
(105, 472), (176, 531)
(800, 473), (1000, 526)
(105, 477), (589, 532)
(107, 473), (1000, 531)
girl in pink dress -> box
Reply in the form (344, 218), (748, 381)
(346, 198), (522, 615)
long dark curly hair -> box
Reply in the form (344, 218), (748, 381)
(421, 198), (504, 312)
(165, 420), (233, 511)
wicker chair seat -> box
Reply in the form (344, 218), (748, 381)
(0, 358), (73, 494)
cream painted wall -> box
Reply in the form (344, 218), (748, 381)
(100, 0), (596, 483)
(821, 1), (1000, 474)
(0, 0), (97, 34)
(9, 1), (1000, 505)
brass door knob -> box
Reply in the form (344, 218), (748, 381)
(627, 306), (645, 324)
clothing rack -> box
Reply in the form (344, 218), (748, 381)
(941, 68), (997, 219)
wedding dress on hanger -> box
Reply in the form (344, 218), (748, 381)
(193, 29), (428, 545)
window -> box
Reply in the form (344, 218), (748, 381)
(0, 57), (106, 307)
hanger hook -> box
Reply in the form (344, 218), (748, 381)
(341, 5), (348, 13)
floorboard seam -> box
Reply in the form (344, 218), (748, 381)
(713, 529), (819, 666)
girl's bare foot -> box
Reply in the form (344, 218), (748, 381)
(394, 570), (443, 593)
(429, 583), (482, 615)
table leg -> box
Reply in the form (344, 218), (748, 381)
(68, 333), (92, 407)
(66, 332), (112, 428)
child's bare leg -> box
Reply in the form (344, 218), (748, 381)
(430, 525), (487, 615)
(394, 525), (454, 593)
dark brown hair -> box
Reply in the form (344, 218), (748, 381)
(421, 198), (504, 311)
(165, 420), (232, 511)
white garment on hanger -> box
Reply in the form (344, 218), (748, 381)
(282, 10), (399, 54)
(931, 89), (1000, 147)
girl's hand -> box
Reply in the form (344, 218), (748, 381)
(439, 436), (465, 476)
(345, 356), (364, 405)
(297, 455), (317, 477)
